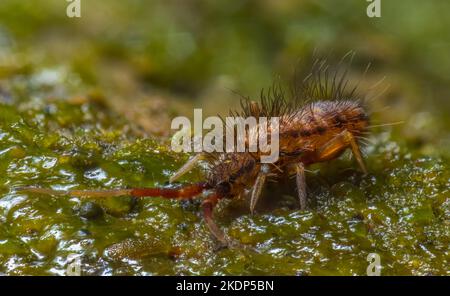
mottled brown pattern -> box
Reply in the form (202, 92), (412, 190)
(206, 99), (369, 198)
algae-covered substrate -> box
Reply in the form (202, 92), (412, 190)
(0, 83), (448, 275)
(0, 0), (449, 276)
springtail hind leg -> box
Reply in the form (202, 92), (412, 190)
(295, 163), (307, 210)
(345, 131), (368, 175)
(317, 129), (368, 175)
(249, 164), (270, 215)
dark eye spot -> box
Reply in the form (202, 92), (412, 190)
(216, 181), (231, 196)
(316, 126), (326, 134)
(334, 115), (345, 127)
(244, 160), (255, 172)
(289, 130), (300, 137)
(358, 113), (369, 122)
(300, 130), (311, 137)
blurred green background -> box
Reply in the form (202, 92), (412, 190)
(0, 0), (449, 275)
(1, 0), (449, 146)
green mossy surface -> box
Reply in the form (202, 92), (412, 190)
(0, 0), (448, 275)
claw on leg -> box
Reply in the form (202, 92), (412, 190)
(295, 163), (307, 210)
(250, 164), (270, 215)
(250, 174), (266, 215)
(170, 153), (205, 183)
(345, 131), (367, 175)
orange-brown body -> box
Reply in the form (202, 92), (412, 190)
(282, 100), (369, 165)
(19, 59), (372, 246)
(206, 100), (369, 200)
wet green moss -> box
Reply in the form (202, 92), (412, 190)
(0, 0), (449, 276)
(0, 95), (448, 275)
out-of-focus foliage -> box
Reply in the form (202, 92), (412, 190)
(0, 0), (448, 275)
(1, 0), (449, 148)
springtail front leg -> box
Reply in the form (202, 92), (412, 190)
(170, 153), (206, 183)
